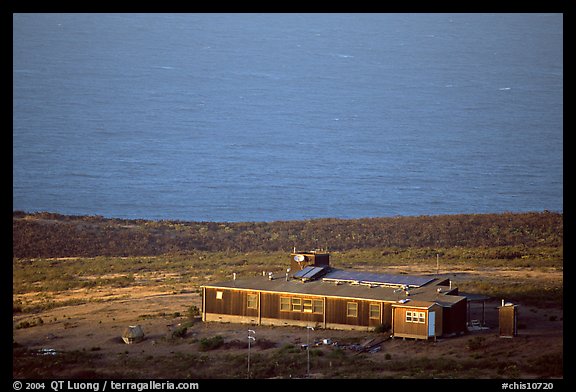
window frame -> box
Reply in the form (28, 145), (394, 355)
(291, 298), (302, 312)
(216, 291), (223, 300)
(405, 310), (427, 323)
(280, 297), (291, 312)
(346, 302), (358, 318)
(247, 293), (258, 310)
(369, 303), (381, 320)
(312, 299), (324, 314)
(303, 299), (313, 313)
(418, 311), (426, 323)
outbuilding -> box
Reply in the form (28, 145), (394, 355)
(498, 301), (519, 338)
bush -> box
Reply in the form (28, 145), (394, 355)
(188, 305), (201, 318)
(199, 335), (224, 351)
(523, 352), (563, 377)
(467, 336), (486, 351)
(15, 320), (31, 329)
(255, 338), (276, 349)
(171, 326), (187, 339)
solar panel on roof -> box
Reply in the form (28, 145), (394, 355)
(293, 265), (329, 281)
(323, 269), (433, 288)
(293, 266), (315, 279)
(302, 266), (324, 279)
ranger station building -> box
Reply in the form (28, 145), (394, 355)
(201, 251), (468, 340)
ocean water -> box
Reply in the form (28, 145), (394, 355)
(13, 13), (563, 222)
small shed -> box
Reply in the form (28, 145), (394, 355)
(391, 300), (443, 340)
(122, 325), (145, 344)
(498, 301), (518, 338)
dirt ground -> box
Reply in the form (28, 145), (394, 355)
(13, 269), (563, 379)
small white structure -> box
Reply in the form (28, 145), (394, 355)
(122, 325), (144, 344)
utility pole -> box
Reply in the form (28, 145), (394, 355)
(247, 329), (256, 379)
(436, 253), (440, 275)
(306, 326), (314, 378)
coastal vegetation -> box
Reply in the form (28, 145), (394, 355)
(12, 210), (562, 257)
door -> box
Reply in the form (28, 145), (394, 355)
(428, 311), (435, 337)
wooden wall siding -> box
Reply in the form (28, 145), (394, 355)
(441, 299), (467, 335)
(324, 298), (384, 327)
(431, 304), (443, 337)
(204, 287), (468, 338)
(205, 287), (390, 328)
(392, 304), (444, 339)
(383, 303), (393, 327)
(499, 306), (518, 337)
(204, 288), (258, 318)
(261, 292), (324, 324)
(260, 292), (280, 319)
(393, 307), (428, 338)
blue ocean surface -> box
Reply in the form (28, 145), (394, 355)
(13, 13), (563, 222)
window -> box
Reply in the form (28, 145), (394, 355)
(216, 291), (223, 300)
(347, 302), (358, 318)
(281, 297), (323, 313)
(247, 293), (258, 309)
(280, 297), (290, 311)
(369, 303), (381, 320)
(406, 310), (426, 323)
(291, 298), (302, 312)
(418, 312), (426, 323)
(312, 299), (324, 314)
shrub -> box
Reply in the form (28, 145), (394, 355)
(467, 336), (486, 351)
(199, 335), (224, 351)
(15, 320), (31, 329)
(255, 338), (276, 349)
(523, 352), (563, 377)
(187, 305), (201, 318)
(171, 326), (187, 339)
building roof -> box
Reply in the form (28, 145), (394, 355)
(202, 269), (466, 306)
(323, 269), (434, 288)
(390, 300), (436, 309)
